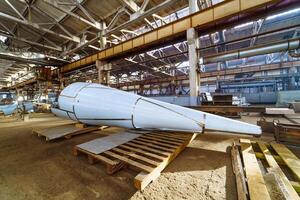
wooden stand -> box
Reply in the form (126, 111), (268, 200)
(73, 131), (197, 190)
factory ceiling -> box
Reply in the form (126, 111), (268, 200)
(0, 0), (299, 88)
(0, 0), (188, 84)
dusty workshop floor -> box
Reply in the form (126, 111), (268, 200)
(0, 113), (299, 200)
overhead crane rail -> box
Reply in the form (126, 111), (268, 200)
(8, 60), (299, 89)
(111, 60), (300, 88)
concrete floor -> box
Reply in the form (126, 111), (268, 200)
(0, 113), (299, 200)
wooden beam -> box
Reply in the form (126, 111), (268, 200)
(257, 142), (300, 200)
(271, 143), (300, 181)
(240, 139), (271, 200)
(231, 142), (248, 200)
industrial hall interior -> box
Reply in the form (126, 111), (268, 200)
(1, 0), (300, 199)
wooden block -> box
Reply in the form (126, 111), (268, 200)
(88, 155), (95, 164)
(107, 161), (126, 175)
(240, 139), (271, 200)
(75, 123), (86, 129)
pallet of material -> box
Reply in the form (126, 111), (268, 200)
(257, 118), (300, 146)
(32, 123), (101, 141)
(73, 131), (197, 190)
(231, 139), (300, 200)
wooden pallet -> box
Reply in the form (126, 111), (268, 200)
(232, 139), (300, 200)
(33, 123), (102, 141)
(73, 131), (197, 190)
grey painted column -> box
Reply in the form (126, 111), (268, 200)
(188, 0), (200, 106)
(96, 60), (111, 85)
(96, 60), (103, 84)
(189, 0), (198, 13)
(187, 28), (200, 106)
(289, 66), (297, 90)
(100, 22), (107, 49)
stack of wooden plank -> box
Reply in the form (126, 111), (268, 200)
(231, 139), (300, 200)
(73, 131), (197, 190)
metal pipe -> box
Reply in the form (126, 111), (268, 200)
(110, 25), (300, 70)
(204, 38), (300, 64)
(52, 82), (262, 135)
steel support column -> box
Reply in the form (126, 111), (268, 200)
(187, 28), (200, 106)
(187, 0), (200, 106)
(96, 60), (111, 85)
(189, 0), (199, 13)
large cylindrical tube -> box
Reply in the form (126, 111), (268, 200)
(52, 82), (261, 135)
(204, 38), (300, 64)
